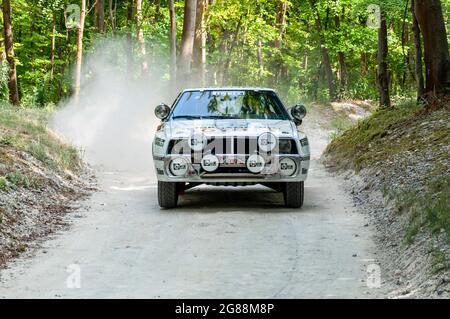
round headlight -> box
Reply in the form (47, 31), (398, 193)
(279, 157), (297, 176)
(155, 103), (170, 120)
(291, 104), (307, 121)
(188, 133), (207, 152)
(247, 154), (265, 174)
(169, 157), (188, 176)
(258, 132), (277, 153)
(201, 154), (219, 172)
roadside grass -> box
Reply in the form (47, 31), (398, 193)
(326, 99), (426, 171)
(0, 103), (83, 190)
(324, 99), (450, 264)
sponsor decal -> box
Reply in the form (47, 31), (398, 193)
(189, 133), (207, 152)
(247, 154), (265, 173)
(156, 168), (164, 175)
(300, 137), (309, 147)
(169, 158), (188, 176)
(279, 158), (297, 176)
(258, 132), (277, 152)
(155, 137), (165, 147)
(201, 154), (219, 172)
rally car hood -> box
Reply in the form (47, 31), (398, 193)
(167, 119), (296, 138)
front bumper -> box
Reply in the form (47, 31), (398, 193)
(153, 154), (310, 183)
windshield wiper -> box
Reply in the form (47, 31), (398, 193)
(172, 115), (203, 120)
(172, 115), (241, 120)
(202, 115), (241, 119)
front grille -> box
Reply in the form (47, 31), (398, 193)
(168, 137), (298, 155)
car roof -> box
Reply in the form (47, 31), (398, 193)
(181, 87), (276, 93)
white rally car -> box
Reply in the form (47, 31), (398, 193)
(152, 88), (310, 208)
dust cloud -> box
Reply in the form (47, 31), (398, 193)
(51, 39), (178, 178)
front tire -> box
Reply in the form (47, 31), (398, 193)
(158, 181), (180, 208)
(283, 182), (304, 208)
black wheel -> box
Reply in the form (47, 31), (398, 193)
(158, 181), (180, 208)
(283, 181), (304, 208)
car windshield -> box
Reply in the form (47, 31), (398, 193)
(171, 90), (289, 120)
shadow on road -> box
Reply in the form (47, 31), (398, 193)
(176, 186), (287, 210)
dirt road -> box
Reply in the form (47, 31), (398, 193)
(0, 107), (390, 298)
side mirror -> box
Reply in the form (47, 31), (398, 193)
(290, 104), (307, 125)
(155, 103), (170, 120)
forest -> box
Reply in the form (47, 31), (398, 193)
(0, 0), (449, 298)
(0, 0), (448, 107)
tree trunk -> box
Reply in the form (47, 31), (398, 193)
(257, 39), (263, 78)
(154, 0), (161, 21)
(136, 0), (148, 72)
(320, 48), (336, 101)
(168, 0), (177, 85)
(414, 0), (449, 96)
(95, 0), (105, 32)
(274, 0), (288, 83)
(109, 0), (116, 32)
(178, 0), (197, 87)
(0, 39), (5, 64)
(193, 0), (207, 85)
(74, 0), (86, 105)
(335, 10), (348, 97)
(73, 0), (86, 104)
(337, 52), (348, 94)
(377, 16), (391, 108)
(126, 0), (133, 77)
(50, 13), (56, 80)
(309, 0), (336, 101)
(411, 0), (424, 99)
(2, 0), (20, 105)
(221, 17), (242, 84)
(274, 0), (288, 49)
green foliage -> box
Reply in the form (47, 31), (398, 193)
(0, 103), (83, 172)
(0, 0), (437, 105)
(0, 176), (7, 190)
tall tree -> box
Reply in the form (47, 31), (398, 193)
(136, 0), (148, 72)
(168, 0), (177, 85)
(178, 0), (197, 86)
(126, 0), (134, 76)
(2, 0), (20, 105)
(274, 0), (288, 49)
(108, 0), (116, 32)
(193, 0), (207, 85)
(221, 17), (242, 84)
(335, 4), (348, 98)
(154, 0), (161, 21)
(257, 39), (263, 78)
(410, 0), (424, 99)
(274, 0), (288, 83)
(414, 0), (449, 96)
(309, 0), (336, 101)
(95, 0), (106, 32)
(377, 15), (391, 108)
(74, 0), (86, 104)
(50, 13), (56, 80)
